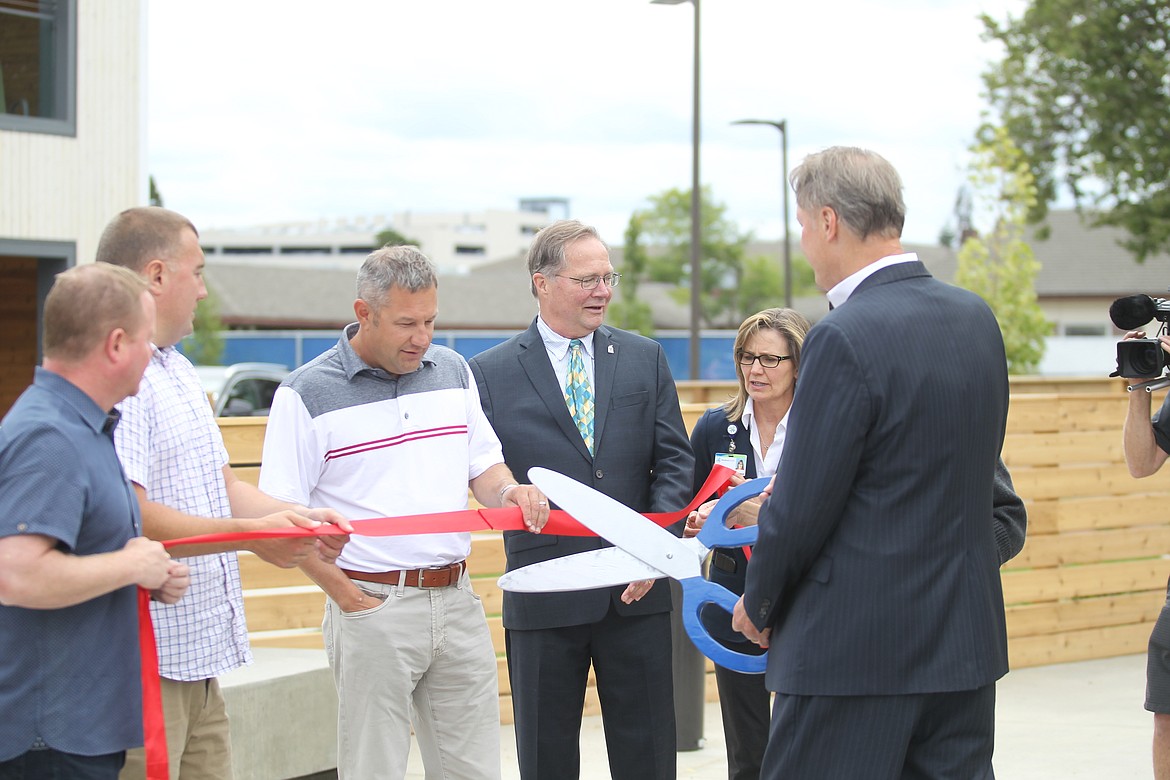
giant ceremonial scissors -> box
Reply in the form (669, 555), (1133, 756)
(498, 467), (770, 674)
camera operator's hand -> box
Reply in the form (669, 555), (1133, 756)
(1124, 330), (1146, 340)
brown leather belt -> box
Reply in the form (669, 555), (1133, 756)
(341, 561), (466, 588)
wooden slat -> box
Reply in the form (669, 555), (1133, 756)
(1006, 590), (1164, 638)
(1009, 526), (1170, 568)
(238, 552), (315, 589)
(1025, 494), (1170, 535)
(1008, 621), (1154, 669)
(1002, 429), (1123, 467)
(243, 588), (325, 632)
(218, 418), (268, 464)
(1011, 462), (1147, 501)
(468, 532), (508, 575)
(1006, 395), (1132, 435)
(1002, 558), (1170, 605)
(249, 630), (325, 651)
(473, 577), (504, 615)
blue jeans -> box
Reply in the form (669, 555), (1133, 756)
(0, 749), (125, 780)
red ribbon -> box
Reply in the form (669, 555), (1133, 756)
(136, 466), (733, 778)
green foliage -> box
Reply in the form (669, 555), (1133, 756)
(954, 127), (1051, 374)
(738, 255), (787, 316)
(627, 187), (750, 327)
(375, 228), (419, 248)
(981, 1), (1170, 261)
(621, 186), (819, 327)
(182, 287), (225, 366)
(609, 214), (655, 335)
(149, 175), (164, 207)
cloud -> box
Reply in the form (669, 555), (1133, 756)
(147, 0), (1024, 246)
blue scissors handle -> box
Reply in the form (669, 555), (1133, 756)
(680, 577), (767, 674)
(697, 476), (771, 548)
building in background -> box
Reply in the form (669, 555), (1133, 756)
(0, 0), (144, 415)
(199, 201), (559, 274)
(197, 209), (1170, 380)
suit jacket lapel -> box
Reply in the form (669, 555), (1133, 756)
(592, 327), (616, 452)
(517, 320), (593, 462)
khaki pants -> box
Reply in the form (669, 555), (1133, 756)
(326, 571), (501, 780)
(120, 677), (232, 780)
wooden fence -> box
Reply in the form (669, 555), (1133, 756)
(223, 380), (1170, 721)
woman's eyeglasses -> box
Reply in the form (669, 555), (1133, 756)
(737, 352), (792, 368)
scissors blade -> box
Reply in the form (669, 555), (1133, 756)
(498, 547), (666, 592)
(498, 537), (711, 593)
(527, 467), (702, 581)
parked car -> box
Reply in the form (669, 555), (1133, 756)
(194, 362), (290, 417)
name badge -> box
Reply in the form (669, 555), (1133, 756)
(714, 452), (747, 477)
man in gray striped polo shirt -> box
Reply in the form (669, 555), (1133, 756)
(259, 245), (548, 780)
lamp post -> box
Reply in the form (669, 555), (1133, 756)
(732, 118), (791, 308)
(653, 0), (701, 379)
(650, 6), (705, 750)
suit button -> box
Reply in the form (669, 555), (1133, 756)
(595, 469), (604, 479)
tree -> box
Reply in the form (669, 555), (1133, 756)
(149, 175), (164, 207)
(981, 1), (1170, 261)
(374, 227), (419, 248)
(608, 214), (655, 335)
(954, 126), (1050, 374)
(183, 286), (226, 366)
(624, 187), (812, 327)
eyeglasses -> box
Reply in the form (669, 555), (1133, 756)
(556, 272), (622, 290)
(737, 352), (792, 368)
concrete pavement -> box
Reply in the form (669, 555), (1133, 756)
(401, 653), (1155, 779)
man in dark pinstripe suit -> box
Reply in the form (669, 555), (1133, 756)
(733, 147), (1010, 779)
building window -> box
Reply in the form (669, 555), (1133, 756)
(221, 246), (273, 255)
(0, 0), (76, 135)
(278, 246), (331, 255)
(455, 245), (486, 256)
(1063, 323), (1107, 337)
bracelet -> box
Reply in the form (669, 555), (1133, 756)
(499, 483), (520, 504)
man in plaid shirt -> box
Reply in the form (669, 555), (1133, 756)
(98, 207), (350, 780)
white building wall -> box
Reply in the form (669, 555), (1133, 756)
(0, 1), (143, 264)
(201, 208), (553, 272)
(394, 209), (549, 271)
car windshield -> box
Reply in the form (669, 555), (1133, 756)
(191, 363), (289, 417)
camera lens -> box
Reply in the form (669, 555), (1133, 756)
(1133, 344), (1162, 375)
(1119, 340), (1166, 378)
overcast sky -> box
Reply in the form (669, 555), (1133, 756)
(146, 0), (1026, 248)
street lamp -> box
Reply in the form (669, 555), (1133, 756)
(732, 118), (791, 308)
(653, 0), (701, 379)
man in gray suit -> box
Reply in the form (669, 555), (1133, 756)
(733, 147), (1010, 779)
(469, 219), (694, 780)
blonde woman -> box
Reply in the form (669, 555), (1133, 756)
(686, 307), (809, 780)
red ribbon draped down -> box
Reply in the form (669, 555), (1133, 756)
(136, 466), (734, 779)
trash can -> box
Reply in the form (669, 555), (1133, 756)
(670, 578), (706, 750)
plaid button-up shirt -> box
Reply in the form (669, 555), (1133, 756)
(115, 347), (251, 681)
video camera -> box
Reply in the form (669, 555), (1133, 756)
(1109, 294), (1170, 379)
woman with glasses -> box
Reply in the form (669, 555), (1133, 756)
(683, 307), (810, 780)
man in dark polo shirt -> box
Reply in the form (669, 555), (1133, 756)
(0, 264), (189, 779)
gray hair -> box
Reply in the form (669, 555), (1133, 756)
(356, 245), (438, 307)
(789, 147), (905, 240)
(526, 219), (607, 296)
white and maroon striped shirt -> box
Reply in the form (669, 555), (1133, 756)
(259, 324), (504, 572)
